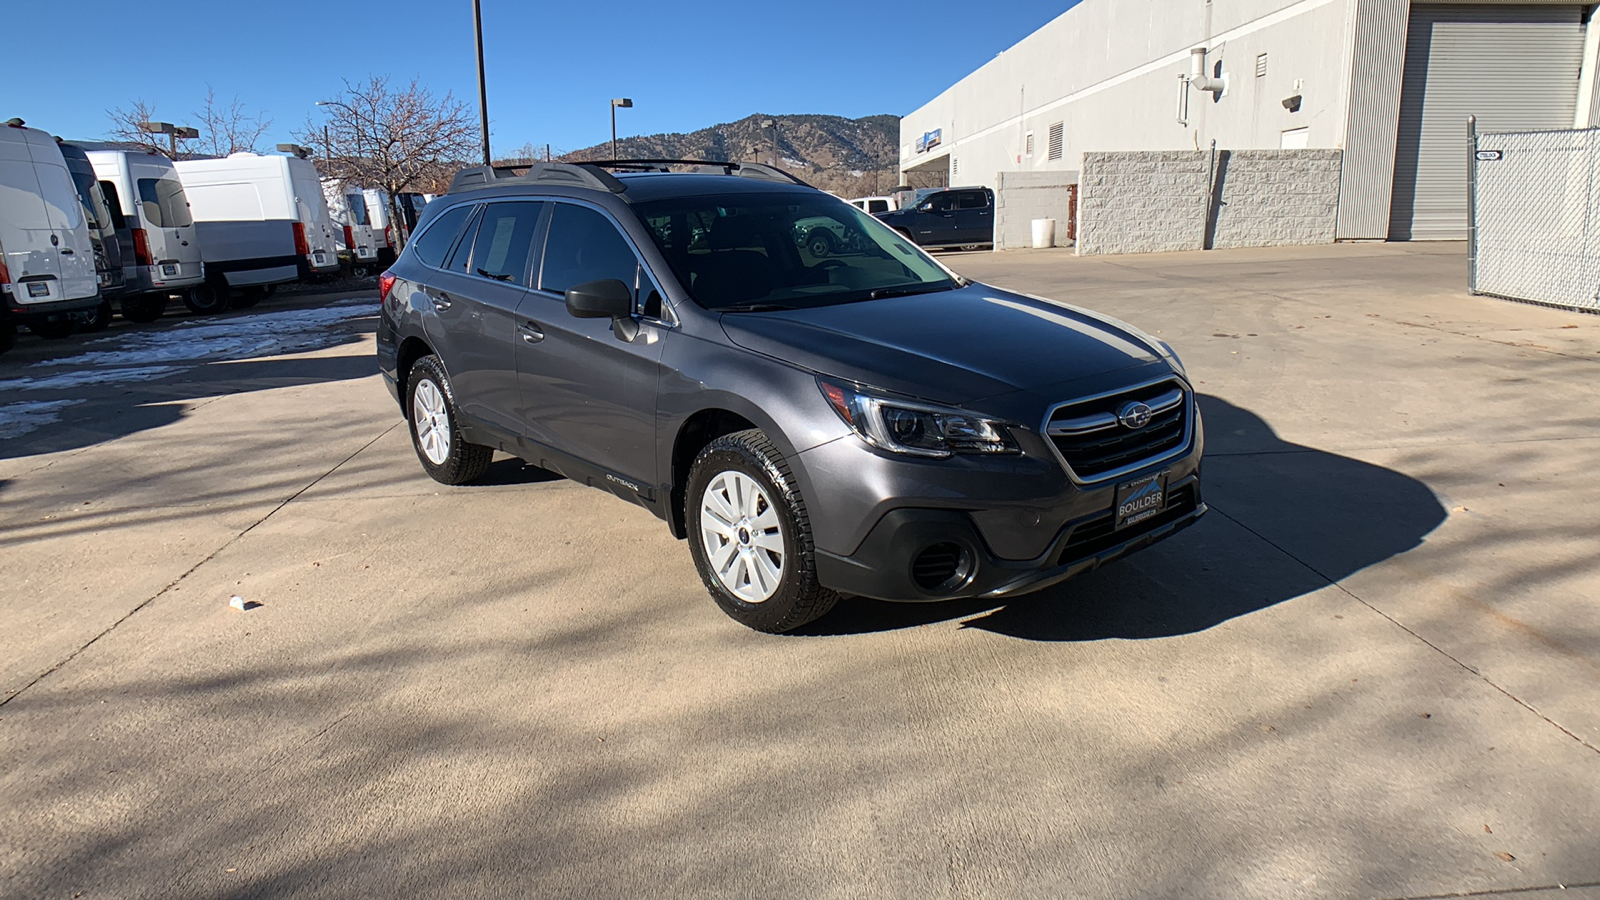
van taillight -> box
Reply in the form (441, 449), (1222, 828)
(132, 228), (153, 266)
(0, 259), (10, 289)
(293, 222), (310, 256)
(385, 225), (393, 247)
(343, 226), (355, 250)
(378, 272), (396, 303)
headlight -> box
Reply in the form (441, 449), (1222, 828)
(819, 379), (1019, 458)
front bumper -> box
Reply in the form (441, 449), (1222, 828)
(814, 472), (1205, 602)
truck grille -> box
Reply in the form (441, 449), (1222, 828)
(1043, 379), (1190, 481)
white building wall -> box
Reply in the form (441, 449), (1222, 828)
(900, 0), (1359, 186)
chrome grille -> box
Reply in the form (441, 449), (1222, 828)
(1043, 379), (1190, 482)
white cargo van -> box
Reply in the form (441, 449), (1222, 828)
(1, 120), (100, 349)
(363, 187), (395, 264)
(174, 153), (340, 312)
(86, 149), (205, 322)
(322, 180), (379, 274)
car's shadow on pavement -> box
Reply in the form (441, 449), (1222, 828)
(797, 395), (1447, 641)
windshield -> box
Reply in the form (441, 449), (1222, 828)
(632, 192), (955, 311)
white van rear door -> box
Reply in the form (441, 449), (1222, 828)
(0, 155), (66, 302)
(34, 160), (99, 301)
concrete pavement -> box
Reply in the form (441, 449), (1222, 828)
(1, 244), (1597, 899)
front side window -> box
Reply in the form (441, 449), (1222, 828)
(539, 203), (639, 295)
(634, 191), (954, 311)
(409, 203), (474, 269)
(467, 201), (544, 285)
(136, 175), (193, 228)
(922, 193), (954, 213)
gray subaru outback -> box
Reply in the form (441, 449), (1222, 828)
(377, 160), (1204, 633)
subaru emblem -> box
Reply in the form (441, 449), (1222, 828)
(1118, 401), (1154, 429)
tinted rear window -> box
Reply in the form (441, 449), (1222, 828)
(136, 175), (193, 228)
(346, 195), (370, 226)
(410, 204), (473, 269)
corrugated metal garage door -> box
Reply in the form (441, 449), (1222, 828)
(1389, 4), (1583, 241)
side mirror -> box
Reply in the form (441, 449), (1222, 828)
(565, 278), (640, 341)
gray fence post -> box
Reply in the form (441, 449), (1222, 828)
(1467, 115), (1479, 295)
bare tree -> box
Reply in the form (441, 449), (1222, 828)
(301, 76), (480, 249)
(193, 88), (272, 157)
(106, 100), (183, 159)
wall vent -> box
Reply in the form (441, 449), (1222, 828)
(1048, 122), (1064, 160)
(1256, 53), (1268, 77)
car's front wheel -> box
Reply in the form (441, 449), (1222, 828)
(407, 354), (493, 485)
(687, 429), (839, 633)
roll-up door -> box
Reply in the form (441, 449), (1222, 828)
(1389, 4), (1583, 241)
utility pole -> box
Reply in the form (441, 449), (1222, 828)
(611, 98), (633, 162)
(473, 0), (491, 166)
(761, 118), (777, 167)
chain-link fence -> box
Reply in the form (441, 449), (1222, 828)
(1470, 123), (1600, 311)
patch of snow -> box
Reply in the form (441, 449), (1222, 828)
(781, 157), (807, 169)
(33, 301), (374, 371)
(0, 366), (184, 392)
(0, 400), (85, 440)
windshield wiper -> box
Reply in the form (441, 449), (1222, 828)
(476, 268), (514, 282)
(717, 303), (796, 313)
(866, 283), (953, 301)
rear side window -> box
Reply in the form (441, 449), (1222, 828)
(99, 181), (127, 229)
(467, 201), (543, 285)
(538, 204), (638, 295)
(136, 175), (193, 227)
(867, 199), (889, 214)
(409, 204), (474, 269)
(955, 190), (990, 210)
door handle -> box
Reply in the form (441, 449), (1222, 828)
(59, 248), (74, 255)
(426, 290), (453, 311)
(519, 322), (545, 344)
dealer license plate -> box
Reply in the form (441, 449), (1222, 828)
(314, 252), (327, 264)
(1114, 471), (1168, 529)
(161, 264), (178, 276)
(27, 282), (49, 298)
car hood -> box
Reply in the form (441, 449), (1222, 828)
(718, 283), (1165, 406)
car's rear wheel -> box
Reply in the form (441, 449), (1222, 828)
(407, 354), (493, 485)
(184, 284), (228, 315)
(28, 318), (73, 340)
(687, 429), (839, 633)
(0, 322), (15, 355)
(79, 300), (113, 332)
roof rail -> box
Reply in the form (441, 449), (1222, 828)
(448, 162), (627, 195)
(578, 158), (813, 187)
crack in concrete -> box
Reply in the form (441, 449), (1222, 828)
(1209, 505), (1600, 757)
(1373, 879), (1600, 900)
(0, 422), (401, 709)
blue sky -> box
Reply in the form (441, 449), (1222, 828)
(2, 0), (1074, 156)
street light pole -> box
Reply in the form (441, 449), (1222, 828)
(473, 0), (491, 166)
(611, 98), (633, 162)
(760, 118), (777, 168)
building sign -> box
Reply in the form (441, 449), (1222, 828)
(1476, 150), (1503, 161)
(916, 129), (943, 154)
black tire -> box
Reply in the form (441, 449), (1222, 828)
(406, 354), (493, 485)
(231, 286), (266, 310)
(80, 300), (113, 332)
(121, 295), (165, 323)
(28, 318), (73, 340)
(806, 230), (836, 258)
(685, 429), (839, 633)
(183, 284), (228, 315)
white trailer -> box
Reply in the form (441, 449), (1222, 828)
(175, 153), (340, 312)
(0, 120), (100, 348)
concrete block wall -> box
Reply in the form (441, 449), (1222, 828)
(1211, 150), (1343, 249)
(994, 170), (1081, 249)
(1077, 149), (1343, 255)
(1077, 151), (1210, 255)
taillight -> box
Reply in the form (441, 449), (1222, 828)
(385, 225), (393, 247)
(344, 225), (355, 250)
(0, 258), (10, 290)
(131, 228), (153, 266)
(378, 271), (396, 303)
(293, 222), (310, 256)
